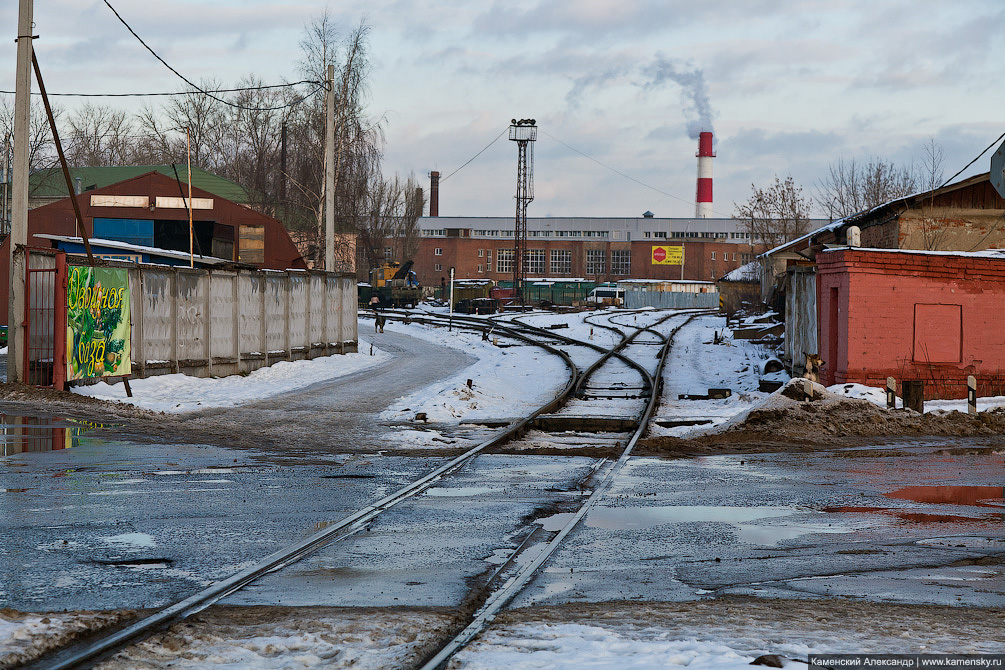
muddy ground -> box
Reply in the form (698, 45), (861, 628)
(6, 380), (1005, 458)
(638, 382), (1005, 457)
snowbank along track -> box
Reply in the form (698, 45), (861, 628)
(32, 307), (704, 670)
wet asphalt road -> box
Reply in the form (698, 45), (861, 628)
(0, 327), (1003, 617)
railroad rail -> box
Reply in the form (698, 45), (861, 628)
(29, 307), (706, 670)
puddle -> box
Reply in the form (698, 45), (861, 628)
(103, 532), (157, 548)
(425, 486), (498, 497)
(825, 505), (999, 524)
(0, 413), (102, 455)
(537, 506), (850, 545)
(884, 486), (1005, 508)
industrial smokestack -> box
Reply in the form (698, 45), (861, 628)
(695, 131), (714, 218)
(429, 171), (440, 217)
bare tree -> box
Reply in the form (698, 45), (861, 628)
(917, 138), (948, 250)
(734, 175), (811, 250)
(815, 157), (917, 221)
(64, 103), (135, 166)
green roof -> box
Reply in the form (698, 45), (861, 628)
(29, 165), (251, 203)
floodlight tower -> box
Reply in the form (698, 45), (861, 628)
(509, 118), (537, 302)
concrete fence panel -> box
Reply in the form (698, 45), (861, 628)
(624, 291), (719, 310)
(90, 260), (356, 380)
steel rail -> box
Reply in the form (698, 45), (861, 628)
(417, 312), (698, 670)
(36, 318), (582, 670)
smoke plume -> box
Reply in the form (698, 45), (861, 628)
(643, 56), (715, 139)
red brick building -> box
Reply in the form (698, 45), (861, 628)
(1, 171), (306, 325)
(817, 248), (1005, 398)
(401, 216), (778, 285)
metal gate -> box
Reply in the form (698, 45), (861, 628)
(24, 249), (66, 388)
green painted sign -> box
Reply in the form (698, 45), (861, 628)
(67, 266), (131, 380)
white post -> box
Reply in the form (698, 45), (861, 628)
(967, 375), (977, 415)
(448, 266), (455, 331)
(324, 64), (335, 272)
(8, 0), (33, 384)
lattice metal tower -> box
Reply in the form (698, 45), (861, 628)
(509, 119), (537, 301)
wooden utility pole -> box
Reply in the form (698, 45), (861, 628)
(187, 127), (194, 267)
(324, 64), (335, 272)
(9, 0), (33, 384)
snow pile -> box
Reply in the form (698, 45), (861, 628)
(70, 339), (391, 413)
(0, 609), (135, 670)
(92, 606), (455, 670)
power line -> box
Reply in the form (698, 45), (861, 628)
(440, 127), (509, 183)
(0, 81), (322, 99)
(940, 130), (1005, 188)
(541, 129), (734, 218)
(101, 0), (312, 112)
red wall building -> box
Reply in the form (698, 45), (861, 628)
(412, 237), (752, 286)
(817, 248), (1005, 398)
(1, 171), (306, 326)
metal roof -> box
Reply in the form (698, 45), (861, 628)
(29, 165), (251, 203)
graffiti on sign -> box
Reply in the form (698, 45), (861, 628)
(67, 266), (131, 380)
(651, 245), (684, 265)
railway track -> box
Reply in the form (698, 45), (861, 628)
(28, 307), (706, 670)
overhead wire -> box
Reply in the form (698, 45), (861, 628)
(439, 127), (509, 183)
(0, 81), (322, 98)
(101, 0), (316, 111)
(940, 130), (1005, 188)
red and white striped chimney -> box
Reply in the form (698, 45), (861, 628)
(695, 131), (714, 218)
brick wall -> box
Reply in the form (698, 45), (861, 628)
(817, 248), (1005, 399)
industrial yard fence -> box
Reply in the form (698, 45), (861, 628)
(21, 248), (359, 385)
(623, 291), (719, 310)
(127, 264), (358, 378)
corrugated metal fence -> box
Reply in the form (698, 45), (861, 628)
(784, 267), (817, 375)
(124, 264), (357, 378)
(624, 291), (719, 310)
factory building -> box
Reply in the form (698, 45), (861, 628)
(408, 215), (761, 285)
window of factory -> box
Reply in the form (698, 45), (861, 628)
(497, 249), (514, 273)
(385, 247), (393, 260)
(611, 249), (631, 275)
(586, 249), (606, 276)
(477, 264), (483, 273)
(423, 229), (446, 236)
(434, 263), (442, 271)
(525, 249), (546, 275)
(434, 248), (443, 256)
(485, 249), (492, 271)
(551, 249), (572, 274)
(478, 249), (484, 257)
(711, 251), (716, 260)
(653, 231), (667, 239)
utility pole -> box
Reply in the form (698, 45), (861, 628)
(9, 0), (33, 384)
(324, 64), (335, 272)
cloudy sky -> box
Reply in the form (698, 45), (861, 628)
(2, 0), (1003, 218)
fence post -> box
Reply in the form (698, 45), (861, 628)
(902, 380), (924, 413)
(968, 375), (977, 414)
(205, 271), (213, 376)
(304, 272), (313, 360)
(171, 270), (179, 374)
(284, 272), (292, 361)
(52, 251), (67, 391)
(321, 274), (329, 356)
(886, 377), (896, 409)
(232, 272), (241, 373)
(132, 267), (145, 378)
(260, 275), (267, 368)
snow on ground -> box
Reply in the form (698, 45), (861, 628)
(830, 382), (1005, 413)
(69, 338), (391, 413)
(650, 315), (781, 438)
(377, 314), (568, 426)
